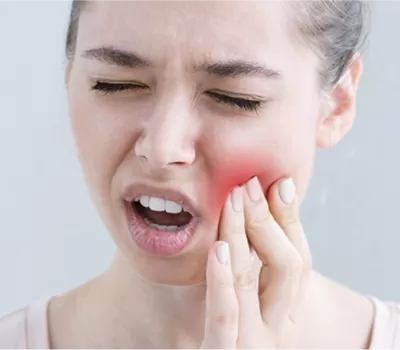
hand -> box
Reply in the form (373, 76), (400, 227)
(201, 177), (312, 349)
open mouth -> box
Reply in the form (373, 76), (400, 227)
(124, 186), (200, 256)
(131, 195), (194, 232)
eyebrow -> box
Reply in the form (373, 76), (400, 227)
(195, 60), (281, 80)
(81, 46), (282, 80)
(82, 47), (151, 69)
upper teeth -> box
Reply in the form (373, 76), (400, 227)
(136, 195), (184, 214)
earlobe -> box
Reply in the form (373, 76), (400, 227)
(329, 117), (343, 148)
(316, 114), (345, 149)
(316, 57), (363, 149)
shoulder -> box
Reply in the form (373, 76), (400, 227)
(0, 298), (51, 349)
(369, 296), (400, 349)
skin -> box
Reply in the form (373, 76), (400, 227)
(48, 1), (373, 348)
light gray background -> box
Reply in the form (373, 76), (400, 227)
(0, 1), (399, 316)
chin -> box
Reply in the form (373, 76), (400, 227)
(124, 243), (212, 286)
(116, 210), (217, 285)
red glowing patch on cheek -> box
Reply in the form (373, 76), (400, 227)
(206, 151), (281, 216)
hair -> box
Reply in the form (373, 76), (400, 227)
(65, 0), (369, 90)
(65, 0), (83, 64)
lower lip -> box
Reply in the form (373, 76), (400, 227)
(125, 202), (199, 256)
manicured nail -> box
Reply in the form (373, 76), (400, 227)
(246, 177), (261, 202)
(230, 186), (243, 213)
(279, 178), (296, 204)
(217, 242), (229, 264)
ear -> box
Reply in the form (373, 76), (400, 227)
(316, 57), (363, 149)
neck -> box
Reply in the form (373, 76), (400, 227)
(49, 256), (374, 349)
(71, 253), (207, 348)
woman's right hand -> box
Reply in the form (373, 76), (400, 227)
(200, 177), (312, 348)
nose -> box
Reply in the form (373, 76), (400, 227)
(134, 96), (197, 167)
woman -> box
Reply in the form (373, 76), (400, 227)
(1, 1), (399, 348)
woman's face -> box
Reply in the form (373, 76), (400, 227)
(67, 1), (329, 284)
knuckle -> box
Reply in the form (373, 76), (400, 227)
(248, 209), (273, 231)
(283, 213), (300, 227)
(214, 314), (237, 328)
(278, 204), (300, 226)
(289, 252), (303, 273)
(216, 276), (234, 290)
(234, 266), (257, 291)
(276, 250), (303, 274)
(213, 311), (238, 328)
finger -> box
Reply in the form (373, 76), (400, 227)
(219, 187), (262, 333)
(202, 242), (238, 349)
(267, 177), (312, 323)
(267, 178), (311, 270)
(219, 187), (253, 288)
(244, 177), (302, 326)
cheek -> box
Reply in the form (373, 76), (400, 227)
(202, 122), (316, 216)
(69, 82), (132, 174)
(68, 87), (136, 207)
(205, 149), (282, 216)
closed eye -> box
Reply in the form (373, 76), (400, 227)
(90, 81), (145, 93)
(205, 92), (264, 112)
(90, 81), (265, 112)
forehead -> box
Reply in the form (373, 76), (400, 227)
(77, 1), (312, 70)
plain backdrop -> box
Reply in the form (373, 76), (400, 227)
(0, 1), (399, 316)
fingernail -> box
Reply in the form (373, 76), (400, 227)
(279, 178), (296, 204)
(217, 242), (229, 264)
(246, 177), (261, 202)
(230, 186), (243, 213)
